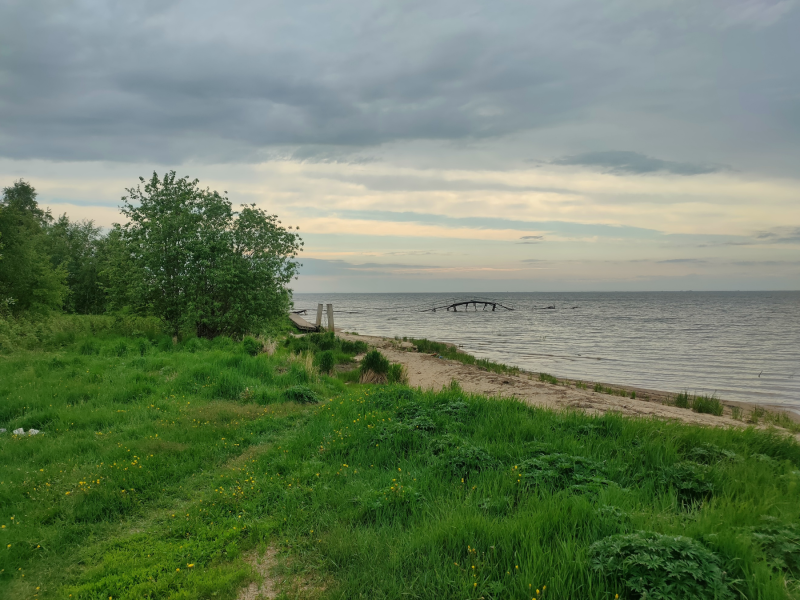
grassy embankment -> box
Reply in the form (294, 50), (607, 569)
(2, 317), (800, 599)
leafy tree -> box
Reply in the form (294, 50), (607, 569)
(114, 171), (302, 338)
(0, 180), (67, 313)
(45, 215), (109, 314)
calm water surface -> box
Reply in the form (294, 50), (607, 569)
(294, 292), (800, 409)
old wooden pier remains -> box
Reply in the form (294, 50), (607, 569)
(289, 303), (334, 332)
(421, 298), (515, 312)
(289, 297), (514, 332)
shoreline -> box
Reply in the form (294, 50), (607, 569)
(337, 329), (800, 436)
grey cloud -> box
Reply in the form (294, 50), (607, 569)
(753, 227), (800, 243)
(657, 258), (707, 264)
(1, 1), (798, 165)
(0, 1), (591, 162)
(307, 172), (575, 194)
(286, 146), (379, 165)
(520, 235), (543, 240)
(551, 151), (724, 176)
(697, 227), (800, 247)
(732, 260), (798, 266)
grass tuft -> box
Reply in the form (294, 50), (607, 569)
(410, 338), (519, 375)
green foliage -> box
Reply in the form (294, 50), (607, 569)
(673, 392), (724, 416)
(518, 452), (610, 494)
(282, 385), (321, 404)
(284, 332), (362, 378)
(316, 350), (335, 374)
(387, 363), (407, 384)
(675, 391), (692, 408)
(660, 461), (715, 505)
(685, 443), (739, 464)
(438, 439), (497, 478)
(693, 396), (724, 416)
(241, 336), (262, 356)
(113, 171), (302, 338)
(340, 339), (368, 354)
(44, 214), (109, 314)
(539, 372), (558, 384)
(409, 337), (519, 375)
(750, 518), (800, 575)
(0, 180), (68, 313)
(361, 349), (389, 375)
(590, 531), (735, 600)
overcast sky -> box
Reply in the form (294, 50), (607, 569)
(1, 0), (798, 291)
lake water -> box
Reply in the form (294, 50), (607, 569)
(294, 292), (800, 410)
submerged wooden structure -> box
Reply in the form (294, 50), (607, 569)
(421, 298), (514, 312)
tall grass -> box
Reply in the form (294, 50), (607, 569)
(674, 392), (725, 416)
(410, 338), (520, 375)
(1, 323), (799, 599)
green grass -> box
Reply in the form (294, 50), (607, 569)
(593, 383), (637, 399)
(409, 338), (520, 376)
(2, 323), (800, 599)
(673, 392), (725, 416)
(539, 372), (559, 385)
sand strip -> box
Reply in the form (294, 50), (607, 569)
(339, 332), (800, 438)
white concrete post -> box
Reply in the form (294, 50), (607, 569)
(326, 303), (335, 332)
(315, 303), (323, 329)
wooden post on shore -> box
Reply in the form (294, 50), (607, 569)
(315, 304), (323, 329)
(326, 303), (335, 332)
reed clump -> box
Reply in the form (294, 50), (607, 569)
(673, 391), (724, 416)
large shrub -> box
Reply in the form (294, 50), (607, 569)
(109, 171), (302, 338)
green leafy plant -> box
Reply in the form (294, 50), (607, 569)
(282, 385), (320, 404)
(750, 519), (800, 575)
(660, 462), (715, 505)
(112, 171), (302, 338)
(78, 339), (100, 355)
(387, 363), (408, 384)
(518, 452), (610, 493)
(430, 436), (496, 478)
(590, 531), (735, 600)
(340, 339), (368, 354)
(241, 336), (261, 356)
(674, 391), (692, 408)
(0, 180), (68, 314)
(539, 372), (558, 384)
(316, 350), (335, 374)
(361, 349), (390, 375)
(111, 339), (128, 357)
(409, 337), (519, 375)
(749, 406), (766, 424)
(686, 443), (738, 465)
(693, 395), (724, 416)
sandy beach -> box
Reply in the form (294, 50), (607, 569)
(340, 331), (800, 437)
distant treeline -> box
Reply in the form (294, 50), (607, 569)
(0, 172), (302, 338)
